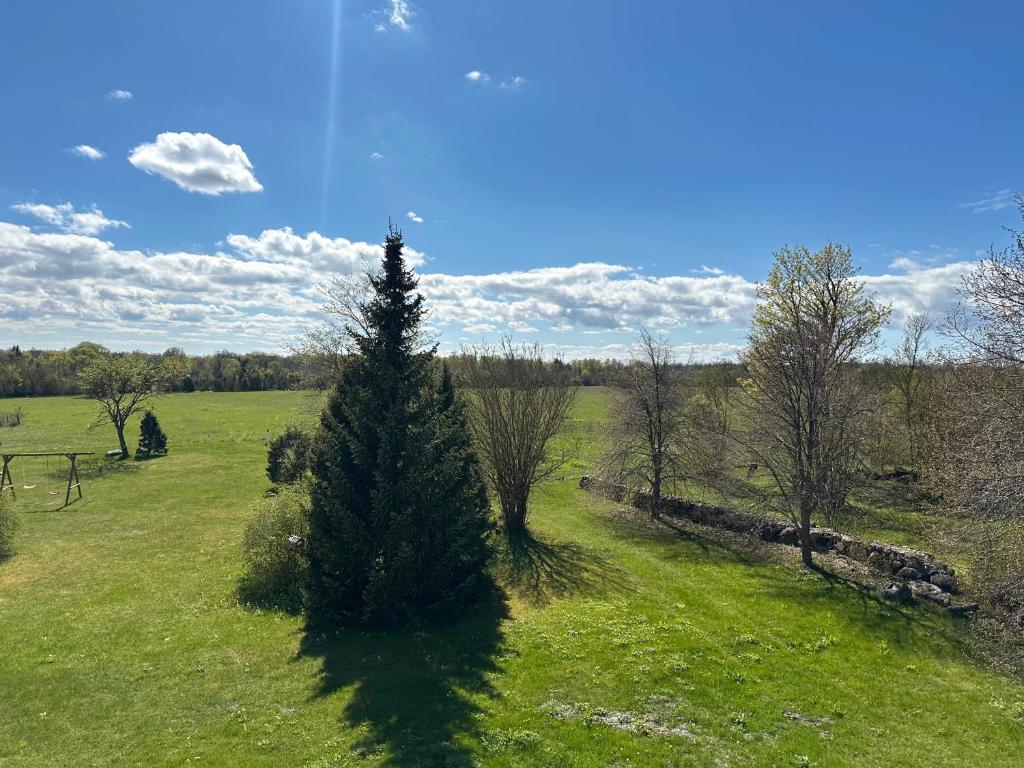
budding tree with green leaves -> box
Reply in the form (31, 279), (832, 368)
(80, 354), (173, 458)
(740, 243), (890, 566)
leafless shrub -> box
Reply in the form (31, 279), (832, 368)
(927, 202), (1024, 672)
(459, 338), (577, 535)
(601, 329), (712, 509)
(292, 271), (372, 392)
(889, 312), (932, 472)
(0, 408), (23, 428)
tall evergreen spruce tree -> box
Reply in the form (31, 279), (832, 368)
(307, 225), (491, 626)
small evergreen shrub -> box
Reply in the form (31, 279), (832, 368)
(137, 411), (168, 456)
(266, 426), (314, 484)
(238, 482), (309, 612)
(0, 491), (18, 560)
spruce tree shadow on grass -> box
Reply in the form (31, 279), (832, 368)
(132, 452), (167, 463)
(496, 529), (627, 604)
(299, 583), (508, 767)
(236, 579), (304, 616)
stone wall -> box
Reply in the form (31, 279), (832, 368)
(579, 476), (971, 611)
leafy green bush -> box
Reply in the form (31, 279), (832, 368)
(238, 483), (309, 612)
(0, 491), (18, 560)
(265, 426), (313, 484)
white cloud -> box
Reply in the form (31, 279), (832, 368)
(465, 71), (528, 89)
(419, 262), (759, 333)
(0, 218), (975, 357)
(888, 256), (921, 271)
(10, 202), (128, 236)
(508, 320), (538, 333)
(692, 265), (724, 275)
(226, 226), (424, 270)
(406, 211), (424, 224)
(548, 340), (743, 363)
(862, 260), (973, 323)
(959, 188), (1017, 213)
(374, 0), (414, 32)
(0, 222), (427, 352)
(370, 152), (385, 160)
(106, 89), (133, 100)
(128, 131), (263, 195)
(68, 144), (105, 160)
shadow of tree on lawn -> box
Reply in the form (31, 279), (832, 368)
(602, 499), (961, 653)
(495, 529), (628, 605)
(299, 583), (508, 767)
(602, 502), (762, 567)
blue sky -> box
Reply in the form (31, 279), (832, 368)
(2, 1), (1022, 359)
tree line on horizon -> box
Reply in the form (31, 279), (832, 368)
(0, 344), (305, 397)
(0, 342), (676, 398)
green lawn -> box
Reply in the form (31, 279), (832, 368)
(0, 389), (1022, 767)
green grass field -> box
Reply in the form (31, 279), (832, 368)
(1, 389), (1022, 767)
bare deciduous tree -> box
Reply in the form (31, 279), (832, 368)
(934, 202), (1024, 523)
(891, 312), (932, 472)
(603, 329), (696, 511)
(460, 339), (577, 535)
(949, 205), (1024, 366)
(293, 272), (372, 391)
(929, 206), (1024, 667)
(295, 265), (438, 393)
(740, 243), (890, 566)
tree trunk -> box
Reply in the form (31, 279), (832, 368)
(798, 504), (813, 568)
(116, 421), (129, 459)
(650, 476), (662, 517)
(501, 493), (529, 536)
(650, 450), (663, 517)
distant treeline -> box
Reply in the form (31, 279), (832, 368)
(0, 343), (304, 397)
(0, 342), (755, 397)
(445, 355), (746, 389)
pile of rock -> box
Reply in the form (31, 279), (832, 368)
(579, 475), (975, 613)
(863, 542), (963, 608)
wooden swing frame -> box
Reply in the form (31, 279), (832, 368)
(0, 452), (95, 507)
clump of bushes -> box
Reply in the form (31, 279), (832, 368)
(238, 482), (309, 612)
(0, 491), (18, 560)
(266, 426), (314, 484)
(963, 546), (1024, 677)
(137, 411), (168, 456)
(0, 408), (22, 428)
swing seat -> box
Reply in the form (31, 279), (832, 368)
(22, 483), (36, 489)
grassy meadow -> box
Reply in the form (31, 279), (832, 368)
(1, 389), (1022, 767)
